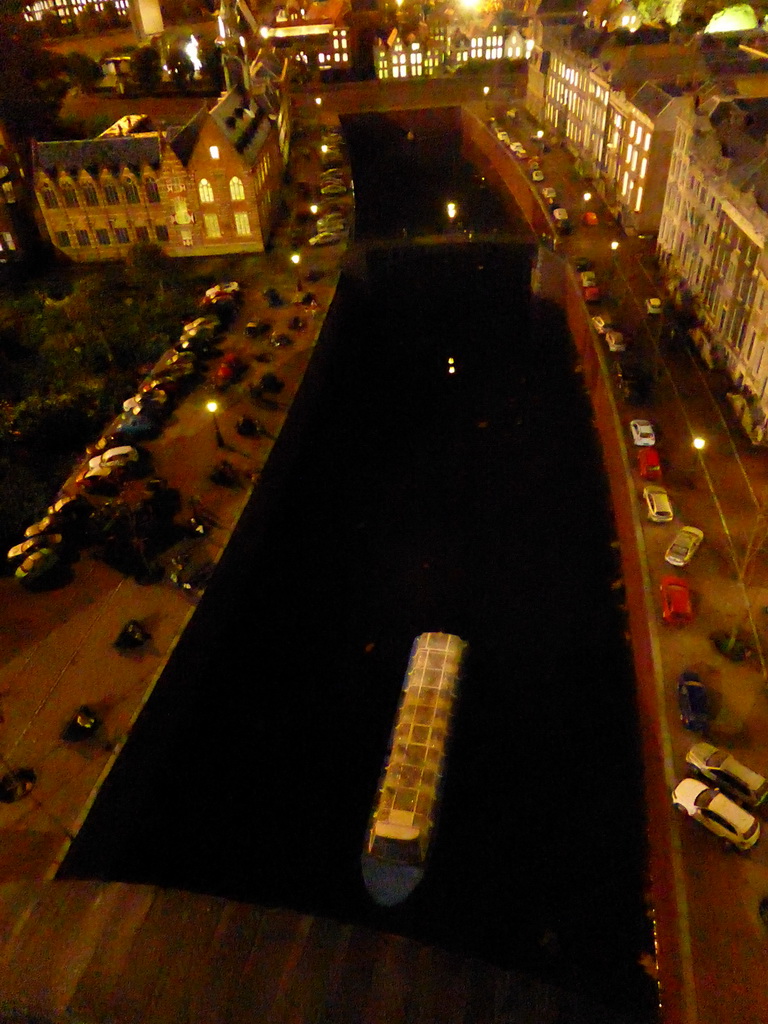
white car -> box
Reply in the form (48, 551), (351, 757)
(665, 525), (704, 567)
(510, 142), (525, 154)
(643, 485), (673, 523)
(686, 743), (768, 808)
(645, 297), (662, 315)
(541, 186), (556, 199)
(320, 183), (347, 196)
(672, 777), (760, 850)
(496, 130), (510, 143)
(317, 215), (345, 232)
(514, 148), (528, 159)
(88, 445), (139, 471)
(308, 232), (342, 247)
(579, 271), (597, 288)
(630, 419), (656, 446)
(605, 330), (626, 353)
(532, 169), (544, 182)
(205, 282), (239, 299)
(591, 315), (613, 335)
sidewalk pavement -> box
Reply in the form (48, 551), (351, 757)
(502, 103), (768, 1024)
(0, 107), (350, 879)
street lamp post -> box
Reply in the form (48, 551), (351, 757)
(690, 435), (706, 476)
(206, 400), (225, 449)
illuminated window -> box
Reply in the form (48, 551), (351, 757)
(626, 145), (633, 165)
(199, 179), (214, 203)
(622, 171), (629, 196)
(234, 211), (250, 235)
(209, 146), (220, 159)
(204, 213), (221, 237)
(229, 176), (245, 200)
(635, 186), (643, 212)
(640, 157), (647, 178)
(631, 149), (638, 171)
(644, 133), (651, 151)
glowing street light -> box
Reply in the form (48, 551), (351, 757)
(315, 96), (322, 106)
(583, 192), (592, 202)
(536, 129), (544, 139)
(693, 437), (706, 453)
(446, 202), (457, 220)
(310, 204), (318, 214)
(320, 144), (328, 153)
(610, 240), (620, 251)
(483, 86), (490, 96)
(291, 253), (301, 265)
(206, 400), (225, 448)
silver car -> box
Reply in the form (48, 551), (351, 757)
(665, 526), (703, 567)
(672, 777), (760, 850)
(686, 743), (768, 807)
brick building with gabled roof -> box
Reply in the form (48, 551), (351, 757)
(31, 71), (291, 261)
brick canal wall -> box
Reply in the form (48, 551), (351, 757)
(460, 105), (685, 1024)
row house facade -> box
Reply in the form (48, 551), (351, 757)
(375, 24), (530, 80)
(657, 96), (768, 439)
(32, 77), (289, 262)
(530, 35), (764, 233)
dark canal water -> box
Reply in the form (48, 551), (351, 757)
(61, 112), (657, 1020)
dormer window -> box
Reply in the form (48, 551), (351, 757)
(209, 146), (220, 160)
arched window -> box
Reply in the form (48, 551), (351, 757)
(124, 181), (139, 204)
(198, 179), (214, 204)
(82, 182), (98, 206)
(61, 184), (79, 208)
(42, 187), (59, 209)
(145, 178), (160, 203)
(229, 176), (245, 201)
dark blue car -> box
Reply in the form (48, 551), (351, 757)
(677, 671), (710, 732)
(111, 411), (158, 442)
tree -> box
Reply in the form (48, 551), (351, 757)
(166, 45), (195, 92)
(199, 38), (224, 92)
(0, 12), (69, 141)
(64, 51), (104, 93)
(130, 45), (162, 94)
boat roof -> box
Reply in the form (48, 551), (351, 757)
(371, 633), (467, 852)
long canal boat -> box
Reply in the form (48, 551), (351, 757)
(362, 631), (468, 906)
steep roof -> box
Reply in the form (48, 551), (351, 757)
(630, 81), (675, 119)
(34, 134), (161, 176)
(208, 86), (272, 168)
(166, 105), (208, 166)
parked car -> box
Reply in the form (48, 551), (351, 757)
(320, 183), (347, 196)
(111, 411), (158, 442)
(553, 208), (571, 233)
(582, 211), (599, 226)
(532, 169), (544, 182)
(677, 671), (709, 730)
(318, 216), (345, 233)
(309, 231), (342, 246)
(646, 297), (663, 315)
(686, 743), (768, 807)
(263, 288), (284, 307)
(15, 546), (60, 582)
(638, 447), (662, 480)
(24, 514), (65, 539)
(605, 330), (626, 352)
(288, 316), (307, 330)
(672, 777), (760, 850)
(643, 485), (673, 523)
(630, 419), (656, 446)
(591, 314), (613, 335)
(7, 534), (63, 565)
(245, 319), (272, 338)
(213, 352), (247, 389)
(583, 286), (600, 303)
(496, 129), (510, 143)
(661, 575), (693, 625)
(580, 271), (597, 288)
(270, 333), (293, 348)
(205, 281), (240, 300)
(88, 446), (139, 472)
(574, 256), (593, 271)
(618, 359), (653, 405)
(665, 526), (704, 567)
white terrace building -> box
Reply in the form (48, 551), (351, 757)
(658, 95), (768, 440)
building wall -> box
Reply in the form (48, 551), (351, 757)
(34, 118), (285, 262)
(657, 107), (768, 429)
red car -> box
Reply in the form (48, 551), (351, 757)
(583, 286), (601, 303)
(212, 352), (246, 390)
(660, 576), (693, 626)
(638, 447), (662, 480)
